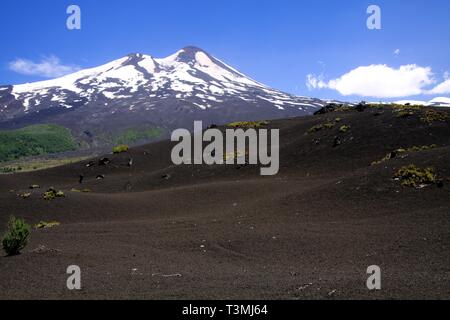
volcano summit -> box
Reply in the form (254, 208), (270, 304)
(0, 47), (325, 148)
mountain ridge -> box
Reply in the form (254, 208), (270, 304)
(0, 46), (324, 147)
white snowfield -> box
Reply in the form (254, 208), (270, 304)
(395, 97), (450, 107)
(9, 48), (318, 111)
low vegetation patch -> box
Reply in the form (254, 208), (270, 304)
(308, 122), (335, 133)
(72, 188), (92, 193)
(389, 105), (449, 123)
(371, 144), (438, 166)
(1, 167), (19, 174)
(114, 127), (165, 145)
(2, 216), (31, 256)
(43, 188), (65, 201)
(0, 124), (78, 163)
(0, 156), (89, 174)
(403, 144), (438, 152)
(113, 144), (129, 154)
(390, 104), (423, 111)
(420, 109), (450, 124)
(34, 221), (60, 229)
(334, 105), (354, 112)
(339, 125), (351, 133)
(308, 120), (352, 134)
(388, 104), (422, 118)
(396, 110), (416, 118)
(227, 121), (269, 129)
(20, 192), (31, 199)
(314, 103), (353, 114)
(394, 165), (437, 187)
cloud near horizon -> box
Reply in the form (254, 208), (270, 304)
(8, 56), (80, 78)
(307, 64), (450, 98)
(427, 79), (450, 95)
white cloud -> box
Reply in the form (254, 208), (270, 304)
(306, 64), (435, 98)
(9, 56), (80, 78)
(306, 74), (328, 90)
(427, 79), (450, 95)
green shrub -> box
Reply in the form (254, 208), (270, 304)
(56, 191), (65, 198)
(43, 191), (55, 201)
(43, 188), (65, 201)
(339, 125), (351, 133)
(2, 216), (31, 256)
(394, 165), (437, 187)
(113, 144), (129, 154)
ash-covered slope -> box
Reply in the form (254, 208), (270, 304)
(0, 105), (449, 299)
(0, 46), (324, 147)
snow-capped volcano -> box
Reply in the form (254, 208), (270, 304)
(0, 46), (324, 146)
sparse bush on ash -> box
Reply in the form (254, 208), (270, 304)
(43, 188), (65, 201)
(2, 216), (31, 256)
(339, 125), (351, 133)
(308, 122), (335, 133)
(113, 144), (129, 154)
(308, 120), (352, 134)
(420, 109), (449, 124)
(394, 165), (437, 188)
(227, 121), (269, 129)
(371, 145), (438, 166)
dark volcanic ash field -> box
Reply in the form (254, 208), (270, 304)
(0, 105), (449, 299)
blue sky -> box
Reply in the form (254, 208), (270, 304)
(1, 0), (449, 101)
